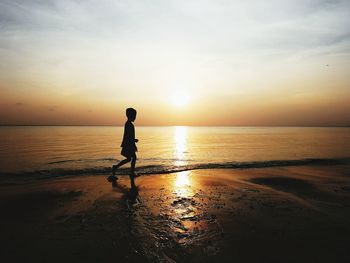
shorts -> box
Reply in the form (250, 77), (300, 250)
(121, 147), (137, 159)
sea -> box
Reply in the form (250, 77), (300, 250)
(0, 126), (349, 178)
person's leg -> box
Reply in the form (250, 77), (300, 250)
(108, 157), (131, 183)
(113, 158), (131, 170)
(129, 153), (137, 188)
(130, 153), (137, 176)
(112, 157), (131, 176)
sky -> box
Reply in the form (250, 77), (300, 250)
(0, 0), (349, 126)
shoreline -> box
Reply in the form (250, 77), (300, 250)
(1, 156), (349, 180)
(1, 165), (350, 262)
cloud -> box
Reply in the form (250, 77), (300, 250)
(1, 1), (349, 53)
(1, 0), (349, 76)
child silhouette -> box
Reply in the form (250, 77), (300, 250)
(108, 108), (138, 188)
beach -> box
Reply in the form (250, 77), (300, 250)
(2, 0), (350, 261)
(1, 164), (350, 263)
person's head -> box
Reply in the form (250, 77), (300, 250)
(126, 108), (137, 122)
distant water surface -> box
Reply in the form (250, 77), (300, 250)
(0, 126), (349, 176)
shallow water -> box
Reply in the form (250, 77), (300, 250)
(0, 126), (349, 176)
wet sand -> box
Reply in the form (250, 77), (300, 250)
(1, 165), (350, 263)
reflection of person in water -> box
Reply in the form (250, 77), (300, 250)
(107, 108), (138, 188)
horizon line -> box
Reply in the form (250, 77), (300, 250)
(0, 124), (349, 128)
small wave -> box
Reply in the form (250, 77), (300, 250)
(47, 157), (192, 165)
(3, 157), (349, 179)
(47, 157), (116, 164)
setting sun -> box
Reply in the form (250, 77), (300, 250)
(171, 91), (191, 108)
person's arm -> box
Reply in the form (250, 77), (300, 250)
(131, 124), (138, 142)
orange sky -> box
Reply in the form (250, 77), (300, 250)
(1, 1), (350, 126)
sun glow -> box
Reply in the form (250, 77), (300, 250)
(171, 91), (191, 107)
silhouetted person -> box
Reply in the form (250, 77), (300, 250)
(107, 108), (138, 188)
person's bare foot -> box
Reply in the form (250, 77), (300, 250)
(107, 175), (118, 182)
(107, 165), (119, 184)
(107, 174), (118, 187)
(111, 177), (118, 187)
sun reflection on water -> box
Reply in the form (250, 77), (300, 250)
(174, 126), (187, 166)
(175, 171), (190, 187)
(173, 171), (193, 198)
